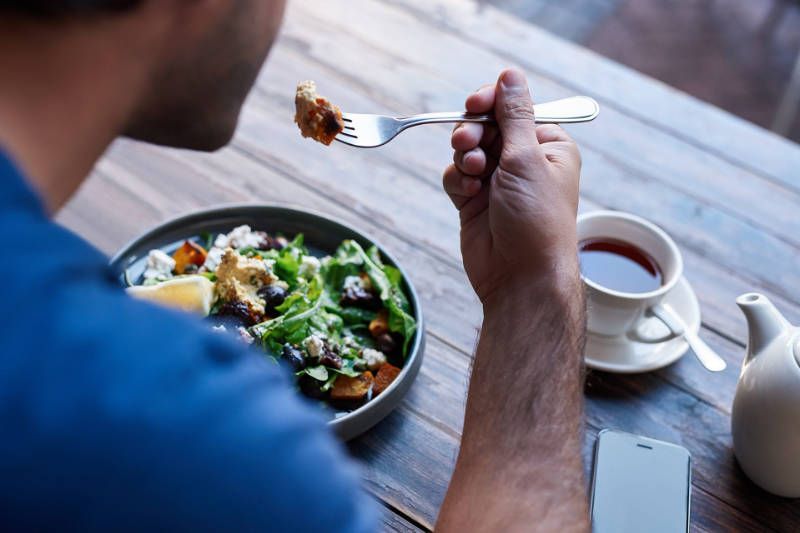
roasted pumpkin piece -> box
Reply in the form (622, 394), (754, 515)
(373, 363), (401, 396)
(330, 371), (374, 401)
(369, 309), (389, 337)
(172, 240), (208, 274)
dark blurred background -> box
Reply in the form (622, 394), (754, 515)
(482, 0), (800, 142)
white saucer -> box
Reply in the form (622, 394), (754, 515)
(584, 277), (700, 373)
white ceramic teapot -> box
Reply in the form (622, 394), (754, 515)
(732, 293), (800, 497)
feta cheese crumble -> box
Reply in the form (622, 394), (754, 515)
(299, 255), (321, 278)
(304, 335), (325, 358)
(343, 275), (362, 291)
(362, 348), (387, 371)
(203, 225), (265, 271)
(143, 249), (175, 283)
(237, 327), (255, 344)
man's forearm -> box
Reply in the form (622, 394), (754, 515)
(437, 265), (589, 532)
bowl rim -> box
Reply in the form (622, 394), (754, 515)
(108, 202), (425, 432)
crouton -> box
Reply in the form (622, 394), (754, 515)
(373, 363), (401, 396)
(369, 309), (389, 337)
(330, 371), (374, 401)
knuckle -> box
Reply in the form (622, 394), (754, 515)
(539, 123), (562, 137)
(502, 96), (535, 121)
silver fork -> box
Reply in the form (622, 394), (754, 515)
(335, 96), (599, 148)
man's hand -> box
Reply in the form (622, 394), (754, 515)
(443, 68), (581, 304)
(437, 69), (589, 532)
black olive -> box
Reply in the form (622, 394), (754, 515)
(374, 333), (397, 355)
(319, 346), (343, 370)
(281, 343), (306, 372)
(217, 300), (260, 327)
(274, 236), (289, 250)
(298, 374), (328, 400)
(257, 233), (289, 251)
(341, 285), (380, 310)
(183, 264), (199, 274)
(258, 284), (288, 314)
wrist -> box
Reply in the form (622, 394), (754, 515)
(481, 254), (582, 320)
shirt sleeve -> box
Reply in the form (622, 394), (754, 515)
(0, 248), (378, 532)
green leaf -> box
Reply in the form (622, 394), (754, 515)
(334, 240), (416, 356)
(272, 234), (307, 287)
(337, 306), (378, 325)
(200, 231), (214, 251)
(321, 373), (339, 392)
(332, 359), (362, 378)
(298, 365), (328, 381)
(237, 246), (266, 258)
(366, 245), (384, 267)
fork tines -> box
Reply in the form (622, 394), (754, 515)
(339, 116), (357, 139)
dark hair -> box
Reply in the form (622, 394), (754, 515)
(0, 0), (141, 16)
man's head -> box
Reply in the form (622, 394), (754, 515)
(0, 0), (286, 151)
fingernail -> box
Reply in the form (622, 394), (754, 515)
(500, 68), (526, 93)
(475, 85), (492, 98)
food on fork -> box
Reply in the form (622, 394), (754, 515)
(294, 80), (344, 145)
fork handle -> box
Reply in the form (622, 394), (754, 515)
(398, 96), (600, 128)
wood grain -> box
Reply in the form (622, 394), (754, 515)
(54, 0), (800, 530)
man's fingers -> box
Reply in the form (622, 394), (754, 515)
(452, 122), (483, 151)
(443, 163), (482, 209)
(494, 68), (542, 163)
(454, 147), (487, 176)
(536, 124), (572, 144)
(465, 84), (495, 114)
(480, 124), (502, 159)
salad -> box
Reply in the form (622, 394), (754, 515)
(127, 225), (417, 412)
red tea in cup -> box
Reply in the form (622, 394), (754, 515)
(579, 238), (663, 294)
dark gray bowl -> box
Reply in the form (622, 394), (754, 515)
(109, 204), (424, 441)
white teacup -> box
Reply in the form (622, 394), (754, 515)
(577, 211), (683, 341)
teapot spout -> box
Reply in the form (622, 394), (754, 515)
(737, 293), (791, 364)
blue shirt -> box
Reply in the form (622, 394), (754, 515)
(0, 151), (377, 531)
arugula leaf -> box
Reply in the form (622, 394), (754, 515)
(297, 365), (328, 381)
(333, 240), (417, 356)
(320, 373), (339, 392)
(273, 234), (306, 287)
(337, 306), (378, 325)
(200, 231), (214, 251)
(252, 274), (346, 353)
(237, 246), (265, 258)
(332, 358), (363, 378)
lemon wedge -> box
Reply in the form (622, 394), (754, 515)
(126, 275), (215, 316)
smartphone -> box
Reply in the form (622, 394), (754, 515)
(590, 429), (691, 533)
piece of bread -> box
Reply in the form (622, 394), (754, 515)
(369, 309), (389, 337)
(294, 81), (344, 145)
(373, 363), (401, 396)
(331, 371), (374, 401)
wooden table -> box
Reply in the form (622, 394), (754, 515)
(58, 0), (800, 530)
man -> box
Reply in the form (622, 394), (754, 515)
(0, 1), (588, 531)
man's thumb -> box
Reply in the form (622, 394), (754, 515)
(495, 68), (540, 155)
